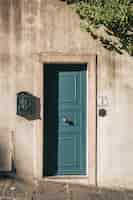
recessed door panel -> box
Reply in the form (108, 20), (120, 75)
(59, 73), (80, 104)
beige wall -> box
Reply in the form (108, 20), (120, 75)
(98, 53), (133, 188)
(0, 0), (133, 188)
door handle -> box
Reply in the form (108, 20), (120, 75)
(62, 117), (74, 126)
(63, 117), (70, 123)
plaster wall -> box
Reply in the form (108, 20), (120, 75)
(0, 0), (133, 188)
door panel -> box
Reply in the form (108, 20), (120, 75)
(44, 64), (86, 176)
(59, 73), (80, 104)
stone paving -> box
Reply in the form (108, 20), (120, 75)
(0, 178), (133, 200)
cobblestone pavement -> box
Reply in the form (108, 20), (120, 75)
(0, 178), (133, 200)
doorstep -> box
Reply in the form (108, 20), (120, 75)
(43, 176), (89, 186)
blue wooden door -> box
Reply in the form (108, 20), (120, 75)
(44, 64), (86, 176)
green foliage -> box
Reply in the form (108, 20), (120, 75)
(64, 0), (133, 55)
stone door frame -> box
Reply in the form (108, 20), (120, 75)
(33, 52), (97, 185)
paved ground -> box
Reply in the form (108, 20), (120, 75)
(0, 178), (133, 200)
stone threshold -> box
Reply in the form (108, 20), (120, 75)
(43, 176), (89, 186)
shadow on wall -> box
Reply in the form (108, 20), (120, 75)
(43, 65), (59, 176)
(0, 146), (8, 171)
(17, 92), (41, 121)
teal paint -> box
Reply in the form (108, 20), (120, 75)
(44, 64), (86, 176)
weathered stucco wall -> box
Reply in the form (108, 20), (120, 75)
(0, 0), (133, 188)
(97, 53), (133, 188)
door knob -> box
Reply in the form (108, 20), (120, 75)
(62, 117), (74, 126)
(63, 117), (70, 123)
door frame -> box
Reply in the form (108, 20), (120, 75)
(34, 52), (97, 185)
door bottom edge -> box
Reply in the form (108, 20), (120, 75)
(43, 175), (88, 179)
